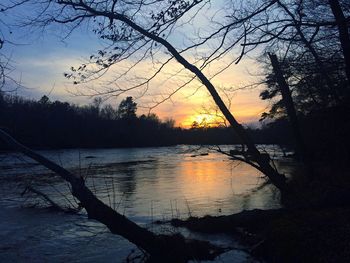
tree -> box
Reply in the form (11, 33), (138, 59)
(8, 0), (287, 189)
(14, 0), (347, 188)
(191, 121), (200, 129)
(117, 96), (137, 120)
(268, 53), (314, 179)
(0, 7), (7, 90)
(100, 104), (117, 120)
(0, 3), (17, 93)
(39, 95), (50, 104)
(4, 0), (348, 224)
(163, 117), (175, 129)
(329, 0), (350, 85)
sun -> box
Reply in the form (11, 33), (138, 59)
(182, 113), (224, 128)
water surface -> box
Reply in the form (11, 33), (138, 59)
(0, 145), (293, 262)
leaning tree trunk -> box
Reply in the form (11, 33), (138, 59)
(0, 128), (223, 263)
(329, 0), (350, 86)
(75, 6), (287, 191)
(268, 53), (314, 180)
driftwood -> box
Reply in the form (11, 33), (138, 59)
(0, 129), (225, 262)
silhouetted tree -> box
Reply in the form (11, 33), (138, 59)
(39, 95), (50, 104)
(100, 104), (117, 120)
(4, 0), (350, 186)
(191, 121), (199, 130)
(0, 4), (18, 93)
(329, 0), (350, 85)
(16, 0), (286, 189)
(163, 117), (175, 129)
(117, 96), (137, 120)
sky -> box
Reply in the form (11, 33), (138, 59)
(1, 1), (270, 128)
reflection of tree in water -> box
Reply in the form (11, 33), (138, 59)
(117, 167), (137, 198)
(116, 159), (160, 199)
(88, 158), (162, 210)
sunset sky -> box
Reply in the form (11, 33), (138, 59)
(2, 1), (269, 128)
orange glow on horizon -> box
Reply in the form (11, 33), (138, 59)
(154, 87), (267, 128)
(175, 103), (266, 128)
(136, 58), (268, 128)
(180, 113), (224, 128)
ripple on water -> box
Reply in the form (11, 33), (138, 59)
(0, 145), (291, 262)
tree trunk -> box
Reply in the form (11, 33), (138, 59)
(0, 128), (222, 262)
(97, 9), (287, 191)
(329, 0), (350, 86)
(268, 53), (314, 179)
(50, 2), (287, 191)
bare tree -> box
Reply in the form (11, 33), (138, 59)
(7, 0), (348, 206)
(199, 0), (349, 104)
(5, 0), (289, 189)
(12, 0), (347, 183)
(0, 1), (26, 93)
(0, 10), (11, 91)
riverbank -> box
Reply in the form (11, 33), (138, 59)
(168, 162), (350, 262)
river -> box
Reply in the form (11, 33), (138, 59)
(0, 145), (296, 262)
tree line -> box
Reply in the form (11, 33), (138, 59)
(0, 93), (297, 150)
(1, 90), (345, 159)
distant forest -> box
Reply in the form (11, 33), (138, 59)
(0, 94), (295, 150)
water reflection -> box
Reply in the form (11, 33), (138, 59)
(80, 149), (282, 219)
(0, 146), (285, 220)
(117, 167), (137, 197)
(0, 145), (289, 262)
